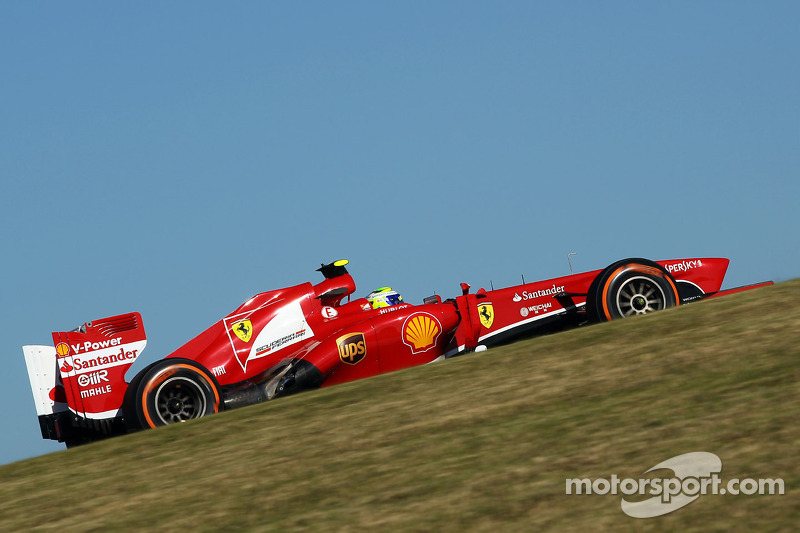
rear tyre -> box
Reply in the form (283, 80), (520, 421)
(587, 258), (680, 322)
(131, 359), (221, 429)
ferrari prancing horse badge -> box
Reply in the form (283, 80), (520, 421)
(479, 303), (494, 329)
(232, 319), (253, 342)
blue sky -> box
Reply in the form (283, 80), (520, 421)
(2, 2), (798, 464)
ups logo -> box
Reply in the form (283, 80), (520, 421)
(337, 332), (367, 365)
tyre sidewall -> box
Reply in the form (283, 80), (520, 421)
(588, 259), (679, 321)
(133, 359), (221, 429)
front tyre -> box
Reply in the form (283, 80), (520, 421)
(132, 359), (221, 429)
(587, 259), (680, 322)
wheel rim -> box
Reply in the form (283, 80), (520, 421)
(615, 276), (666, 316)
(154, 377), (207, 424)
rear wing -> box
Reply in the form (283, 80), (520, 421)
(23, 312), (147, 432)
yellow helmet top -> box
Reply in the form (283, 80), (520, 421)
(366, 287), (403, 309)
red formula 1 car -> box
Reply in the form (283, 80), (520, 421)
(23, 257), (771, 447)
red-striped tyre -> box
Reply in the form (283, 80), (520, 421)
(131, 359), (221, 429)
(587, 259), (680, 322)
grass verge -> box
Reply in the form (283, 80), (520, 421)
(2, 281), (797, 532)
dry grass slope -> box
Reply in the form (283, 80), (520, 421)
(2, 280), (798, 532)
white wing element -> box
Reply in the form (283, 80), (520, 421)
(22, 345), (68, 417)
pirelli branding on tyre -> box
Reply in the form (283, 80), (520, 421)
(337, 332), (367, 365)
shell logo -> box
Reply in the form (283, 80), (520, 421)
(55, 342), (71, 358)
(402, 313), (442, 354)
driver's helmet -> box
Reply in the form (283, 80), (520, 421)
(366, 287), (403, 309)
